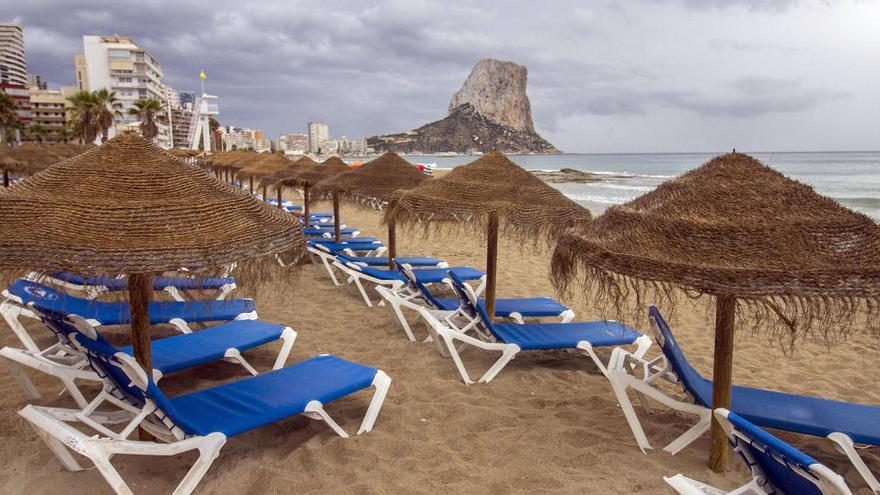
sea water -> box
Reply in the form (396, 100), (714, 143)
(404, 151), (880, 220)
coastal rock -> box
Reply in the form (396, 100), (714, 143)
(368, 104), (558, 155)
(368, 59), (559, 154)
(449, 59), (534, 132)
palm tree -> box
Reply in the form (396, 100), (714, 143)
(127, 98), (167, 141)
(93, 88), (122, 143)
(56, 125), (74, 144)
(66, 91), (99, 144)
(27, 123), (48, 143)
(0, 92), (19, 144)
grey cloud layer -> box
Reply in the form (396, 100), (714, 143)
(4, 0), (874, 151)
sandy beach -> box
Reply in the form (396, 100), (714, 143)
(1, 196), (879, 494)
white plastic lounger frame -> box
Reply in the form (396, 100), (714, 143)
(605, 314), (880, 493)
(331, 260), (405, 307)
(0, 289), (259, 354)
(410, 302), (650, 385)
(0, 316), (296, 409)
(665, 409), (853, 495)
(20, 349), (390, 495)
(307, 243), (387, 286)
(36, 272), (237, 302)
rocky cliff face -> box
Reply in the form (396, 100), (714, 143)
(448, 59), (534, 132)
(368, 58), (558, 154)
(367, 104), (557, 154)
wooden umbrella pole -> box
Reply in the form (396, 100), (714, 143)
(485, 211), (499, 322)
(128, 273), (154, 371)
(3, 170), (8, 187)
(333, 192), (341, 242)
(249, 176), (254, 194)
(388, 218), (397, 269)
(276, 185), (283, 209)
(304, 186), (310, 225)
(709, 295), (736, 472)
(262, 184), (268, 203)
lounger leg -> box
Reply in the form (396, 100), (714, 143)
(322, 255), (342, 286)
(163, 286), (186, 302)
(441, 334), (475, 385)
(577, 341), (610, 376)
(358, 371), (391, 435)
(2, 352), (42, 400)
(272, 327), (297, 370)
(168, 318), (193, 334)
(828, 432), (880, 493)
(663, 413), (711, 454)
(477, 345), (520, 384)
(606, 371), (654, 453)
(224, 349), (259, 376)
(172, 434), (226, 495)
(352, 277), (374, 307)
(384, 294), (416, 341)
(0, 346), (99, 408)
(559, 309), (576, 323)
(304, 400), (349, 438)
(24, 411), (86, 472)
(0, 302), (41, 353)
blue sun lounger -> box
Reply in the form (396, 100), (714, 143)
(1, 313), (297, 409)
(306, 241), (387, 285)
(414, 272), (650, 384)
(1, 280), (258, 353)
(18, 330), (390, 494)
(331, 257), (484, 307)
(665, 409), (853, 494)
(304, 227), (359, 237)
(310, 236), (381, 244)
(377, 262), (575, 342)
(46, 272), (237, 301)
(605, 306), (880, 492)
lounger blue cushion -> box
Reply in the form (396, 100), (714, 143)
(651, 306), (880, 447)
(310, 242), (382, 253)
(50, 272), (235, 292)
(434, 297), (568, 317)
(350, 265), (484, 284)
(8, 280), (255, 326)
(304, 228), (357, 236)
(310, 236), (379, 244)
(155, 355), (377, 436)
(118, 320), (287, 374)
(490, 320), (642, 350)
(345, 256), (442, 267)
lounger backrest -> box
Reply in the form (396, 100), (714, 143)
(70, 332), (194, 437)
(397, 262), (444, 309)
(648, 306), (711, 408)
(40, 313), (112, 349)
(449, 272), (496, 334)
(7, 279), (92, 320)
(719, 409), (852, 495)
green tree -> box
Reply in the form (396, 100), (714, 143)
(93, 88), (122, 143)
(0, 92), (19, 144)
(66, 91), (99, 144)
(127, 98), (167, 141)
(27, 123), (48, 143)
(56, 124), (74, 144)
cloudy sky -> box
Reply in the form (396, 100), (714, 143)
(5, 0), (878, 152)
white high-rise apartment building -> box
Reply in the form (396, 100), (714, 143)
(76, 35), (171, 147)
(308, 122), (329, 154)
(0, 24), (26, 86)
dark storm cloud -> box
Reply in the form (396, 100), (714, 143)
(2, 0), (874, 151)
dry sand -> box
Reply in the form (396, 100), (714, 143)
(1, 198), (879, 494)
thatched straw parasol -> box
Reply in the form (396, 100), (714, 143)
(0, 134), (306, 372)
(274, 156), (347, 226)
(313, 152), (428, 262)
(311, 152), (427, 260)
(550, 151), (880, 471)
(237, 153), (296, 202)
(385, 150), (592, 319)
(0, 143), (94, 181)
